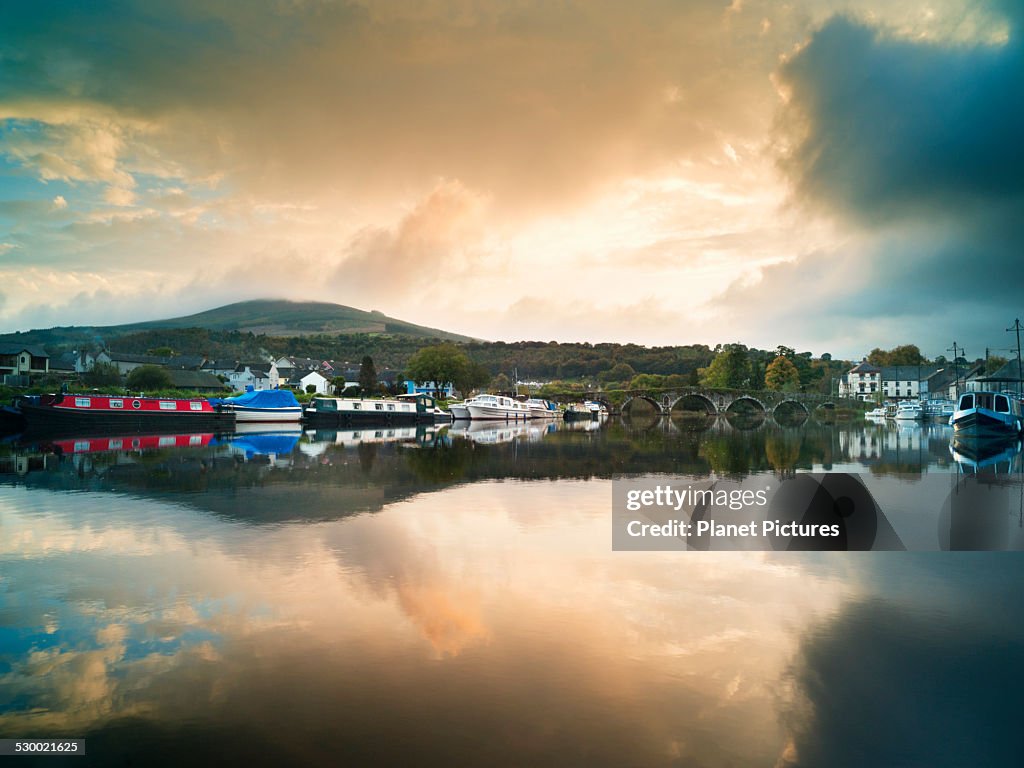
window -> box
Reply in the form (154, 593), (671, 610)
(959, 394), (974, 410)
(75, 397), (90, 407)
(109, 399), (124, 409)
(995, 395), (1010, 413)
(190, 401), (203, 411)
(109, 439), (122, 450)
(352, 403), (361, 410)
(159, 401), (177, 410)
(387, 404), (395, 411)
(375, 403), (384, 410)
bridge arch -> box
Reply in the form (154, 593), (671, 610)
(669, 393), (717, 415)
(621, 395), (663, 416)
(725, 395), (767, 414)
(772, 399), (810, 417)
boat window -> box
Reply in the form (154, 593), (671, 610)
(319, 399), (337, 411)
(159, 401), (177, 410)
(75, 397), (90, 407)
(352, 403), (361, 410)
(995, 395), (1010, 413)
(190, 401), (203, 411)
(109, 439), (122, 450)
(109, 399), (123, 409)
(959, 394), (973, 410)
(387, 404), (395, 411)
(375, 403), (384, 410)
(977, 393), (993, 410)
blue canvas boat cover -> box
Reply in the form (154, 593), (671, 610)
(210, 389), (300, 409)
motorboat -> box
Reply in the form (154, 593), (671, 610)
(894, 400), (924, 421)
(447, 401), (470, 420)
(949, 391), (1023, 439)
(464, 394), (531, 421)
(304, 393), (439, 427)
(525, 398), (560, 419)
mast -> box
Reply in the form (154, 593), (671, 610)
(1008, 319), (1023, 396)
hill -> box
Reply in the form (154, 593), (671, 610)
(0, 299), (477, 349)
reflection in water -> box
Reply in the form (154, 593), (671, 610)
(1, 418), (1022, 766)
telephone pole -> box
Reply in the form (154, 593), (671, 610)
(947, 342), (963, 395)
(1008, 319), (1023, 395)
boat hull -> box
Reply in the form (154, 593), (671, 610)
(465, 404), (531, 421)
(304, 409), (431, 427)
(562, 409), (596, 422)
(19, 402), (233, 437)
(448, 404), (470, 420)
(227, 406), (304, 423)
(951, 408), (1021, 439)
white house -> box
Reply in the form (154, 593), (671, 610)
(229, 363), (279, 392)
(292, 369), (332, 395)
(879, 365), (942, 400)
(839, 361), (881, 401)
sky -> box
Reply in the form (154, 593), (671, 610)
(1, 0), (1021, 358)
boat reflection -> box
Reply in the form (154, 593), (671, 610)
(949, 436), (1023, 474)
(448, 420), (555, 444)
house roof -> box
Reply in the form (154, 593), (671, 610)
(849, 360), (881, 374)
(50, 352), (78, 371)
(104, 352), (170, 365)
(977, 360), (1024, 382)
(880, 365), (942, 381)
(166, 370), (229, 391)
(166, 355), (206, 370)
(0, 343), (48, 357)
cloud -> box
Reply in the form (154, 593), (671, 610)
(713, 3), (1024, 356)
(334, 179), (489, 301)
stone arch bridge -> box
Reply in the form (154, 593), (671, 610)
(563, 388), (859, 417)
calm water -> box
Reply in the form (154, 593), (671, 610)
(1, 415), (1023, 766)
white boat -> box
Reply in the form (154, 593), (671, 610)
(866, 406), (887, 418)
(587, 400), (609, 416)
(924, 399), (955, 420)
(448, 402), (470, 420)
(525, 398), (559, 419)
(464, 394), (531, 421)
(214, 389), (303, 423)
(894, 401), (924, 421)
(949, 391), (1022, 439)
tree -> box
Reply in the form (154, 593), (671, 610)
(84, 361), (122, 387)
(599, 362), (636, 384)
(985, 355), (1009, 375)
(358, 355), (378, 394)
(405, 344), (470, 398)
(490, 373), (512, 392)
(867, 345), (925, 366)
(126, 365), (171, 391)
(699, 344), (750, 388)
(765, 355), (800, 391)
(455, 361), (490, 395)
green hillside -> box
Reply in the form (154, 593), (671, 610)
(0, 299), (477, 348)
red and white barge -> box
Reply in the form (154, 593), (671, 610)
(19, 393), (235, 435)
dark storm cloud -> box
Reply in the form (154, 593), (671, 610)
(720, 2), (1024, 354)
(781, 557), (1024, 767)
(779, 7), (1024, 224)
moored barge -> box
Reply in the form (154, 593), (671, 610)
(18, 393), (234, 436)
(304, 393), (440, 427)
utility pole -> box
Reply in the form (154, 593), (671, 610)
(1008, 319), (1023, 396)
(947, 342), (962, 395)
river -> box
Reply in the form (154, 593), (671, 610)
(1, 415), (1022, 766)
